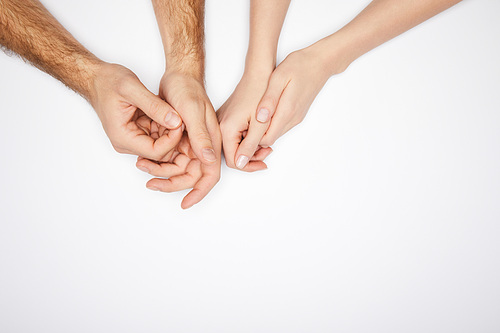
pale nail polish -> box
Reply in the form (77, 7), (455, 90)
(137, 166), (150, 173)
(147, 185), (159, 191)
(257, 108), (270, 122)
(236, 155), (249, 169)
(202, 148), (217, 162)
(165, 111), (181, 128)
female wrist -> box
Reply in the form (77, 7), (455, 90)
(244, 48), (277, 76)
(310, 34), (356, 77)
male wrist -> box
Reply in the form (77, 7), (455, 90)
(165, 57), (204, 83)
(75, 56), (105, 103)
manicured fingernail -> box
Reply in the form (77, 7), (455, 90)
(165, 111), (181, 128)
(236, 155), (249, 169)
(202, 148), (217, 162)
(257, 108), (270, 122)
(137, 165), (150, 173)
(147, 185), (159, 191)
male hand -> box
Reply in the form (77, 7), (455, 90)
(160, 72), (221, 166)
(136, 131), (215, 209)
(146, 72), (221, 207)
(90, 63), (183, 160)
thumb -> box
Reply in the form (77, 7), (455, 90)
(181, 107), (217, 165)
(255, 72), (287, 124)
(129, 83), (182, 130)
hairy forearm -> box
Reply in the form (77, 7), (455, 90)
(0, 0), (102, 100)
(152, 0), (205, 80)
(246, 0), (291, 72)
(315, 0), (462, 75)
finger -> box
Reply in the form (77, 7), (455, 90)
(136, 154), (191, 178)
(260, 87), (295, 147)
(255, 72), (288, 124)
(251, 147), (273, 161)
(181, 168), (220, 209)
(179, 103), (217, 165)
(146, 157), (203, 192)
(235, 104), (277, 169)
(146, 174), (197, 193)
(121, 128), (181, 161)
(241, 161), (268, 172)
(150, 126), (183, 161)
(128, 82), (182, 130)
(221, 130), (240, 169)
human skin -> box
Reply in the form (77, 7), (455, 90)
(137, 0), (222, 207)
(217, 0), (291, 171)
(151, 0), (220, 165)
(136, 73), (222, 209)
(0, 0), (184, 161)
(223, 0), (463, 165)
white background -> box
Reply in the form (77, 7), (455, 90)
(1, 0), (499, 332)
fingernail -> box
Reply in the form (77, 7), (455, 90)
(236, 155), (249, 169)
(165, 111), (181, 128)
(137, 165), (150, 173)
(202, 148), (217, 162)
(257, 108), (270, 122)
(147, 185), (159, 191)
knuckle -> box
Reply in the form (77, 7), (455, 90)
(225, 158), (236, 169)
(192, 129), (211, 144)
(117, 76), (136, 96)
(271, 68), (288, 83)
(150, 152), (162, 162)
(261, 95), (277, 109)
(219, 118), (237, 134)
(112, 144), (126, 154)
(291, 118), (302, 127)
(260, 137), (275, 147)
(219, 120), (229, 133)
(179, 98), (204, 113)
(148, 100), (163, 118)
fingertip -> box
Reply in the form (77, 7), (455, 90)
(181, 192), (201, 209)
(146, 181), (160, 191)
(136, 164), (150, 174)
(202, 148), (217, 164)
(236, 155), (249, 169)
(164, 111), (182, 129)
(181, 199), (195, 210)
(256, 107), (270, 123)
(252, 147), (273, 161)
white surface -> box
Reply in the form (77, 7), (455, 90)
(1, 0), (500, 332)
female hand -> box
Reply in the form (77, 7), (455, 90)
(255, 46), (332, 148)
(217, 70), (274, 171)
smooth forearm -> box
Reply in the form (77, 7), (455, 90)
(313, 0), (462, 76)
(152, 0), (205, 80)
(0, 0), (102, 100)
(245, 0), (291, 73)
